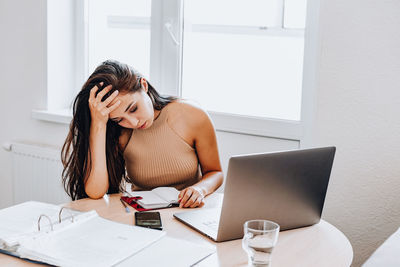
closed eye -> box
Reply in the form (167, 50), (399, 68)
(130, 106), (138, 113)
(110, 101), (137, 123)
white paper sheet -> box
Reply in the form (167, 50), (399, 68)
(118, 236), (215, 267)
(152, 187), (180, 203)
(0, 201), (61, 239)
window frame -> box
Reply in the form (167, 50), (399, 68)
(161, 0), (310, 141)
(34, 0), (320, 145)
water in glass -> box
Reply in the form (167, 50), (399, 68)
(242, 220), (279, 266)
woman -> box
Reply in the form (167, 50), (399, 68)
(62, 60), (223, 208)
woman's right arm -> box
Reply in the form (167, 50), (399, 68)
(85, 83), (120, 199)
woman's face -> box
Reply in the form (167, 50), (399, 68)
(108, 81), (156, 129)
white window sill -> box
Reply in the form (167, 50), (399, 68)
(32, 109), (302, 140)
(32, 109), (72, 124)
(209, 112), (302, 141)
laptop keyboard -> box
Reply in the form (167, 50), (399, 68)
(174, 207), (222, 239)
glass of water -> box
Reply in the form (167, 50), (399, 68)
(242, 220), (280, 266)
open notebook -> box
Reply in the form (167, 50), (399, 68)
(125, 186), (180, 209)
(0, 201), (165, 266)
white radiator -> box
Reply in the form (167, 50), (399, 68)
(8, 142), (70, 205)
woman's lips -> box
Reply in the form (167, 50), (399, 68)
(139, 122), (147, 129)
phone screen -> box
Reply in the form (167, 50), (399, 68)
(135, 212), (162, 230)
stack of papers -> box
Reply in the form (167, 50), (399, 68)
(0, 201), (215, 266)
(0, 201), (165, 266)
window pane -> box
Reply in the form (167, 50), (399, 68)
(185, 0), (282, 27)
(87, 0), (151, 77)
(95, 0), (150, 17)
(284, 0), (307, 28)
(182, 32), (304, 121)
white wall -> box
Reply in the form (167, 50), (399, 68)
(1, 0), (399, 266)
(0, 0), (70, 208)
(307, 0), (400, 265)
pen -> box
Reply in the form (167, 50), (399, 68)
(120, 198), (130, 213)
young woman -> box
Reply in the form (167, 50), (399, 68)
(62, 60), (223, 208)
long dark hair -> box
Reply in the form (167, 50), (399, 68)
(61, 60), (176, 200)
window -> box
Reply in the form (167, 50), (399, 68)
(83, 0), (183, 96)
(39, 0), (313, 141)
(87, 0), (151, 77)
(182, 0), (307, 121)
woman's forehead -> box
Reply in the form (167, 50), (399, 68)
(109, 92), (139, 116)
(110, 92), (132, 105)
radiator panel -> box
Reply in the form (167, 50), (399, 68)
(11, 142), (70, 205)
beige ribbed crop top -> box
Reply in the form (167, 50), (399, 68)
(123, 104), (201, 191)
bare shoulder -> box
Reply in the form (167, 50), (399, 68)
(167, 99), (211, 128)
(164, 100), (213, 146)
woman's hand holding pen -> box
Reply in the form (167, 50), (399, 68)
(178, 186), (206, 208)
(88, 82), (121, 126)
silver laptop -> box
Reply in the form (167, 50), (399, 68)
(173, 147), (336, 242)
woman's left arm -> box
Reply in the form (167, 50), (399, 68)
(179, 109), (224, 208)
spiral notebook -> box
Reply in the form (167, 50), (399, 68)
(0, 201), (165, 266)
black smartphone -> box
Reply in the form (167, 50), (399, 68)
(134, 211), (162, 230)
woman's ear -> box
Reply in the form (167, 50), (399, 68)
(140, 78), (148, 93)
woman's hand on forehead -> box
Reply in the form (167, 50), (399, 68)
(88, 82), (121, 126)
